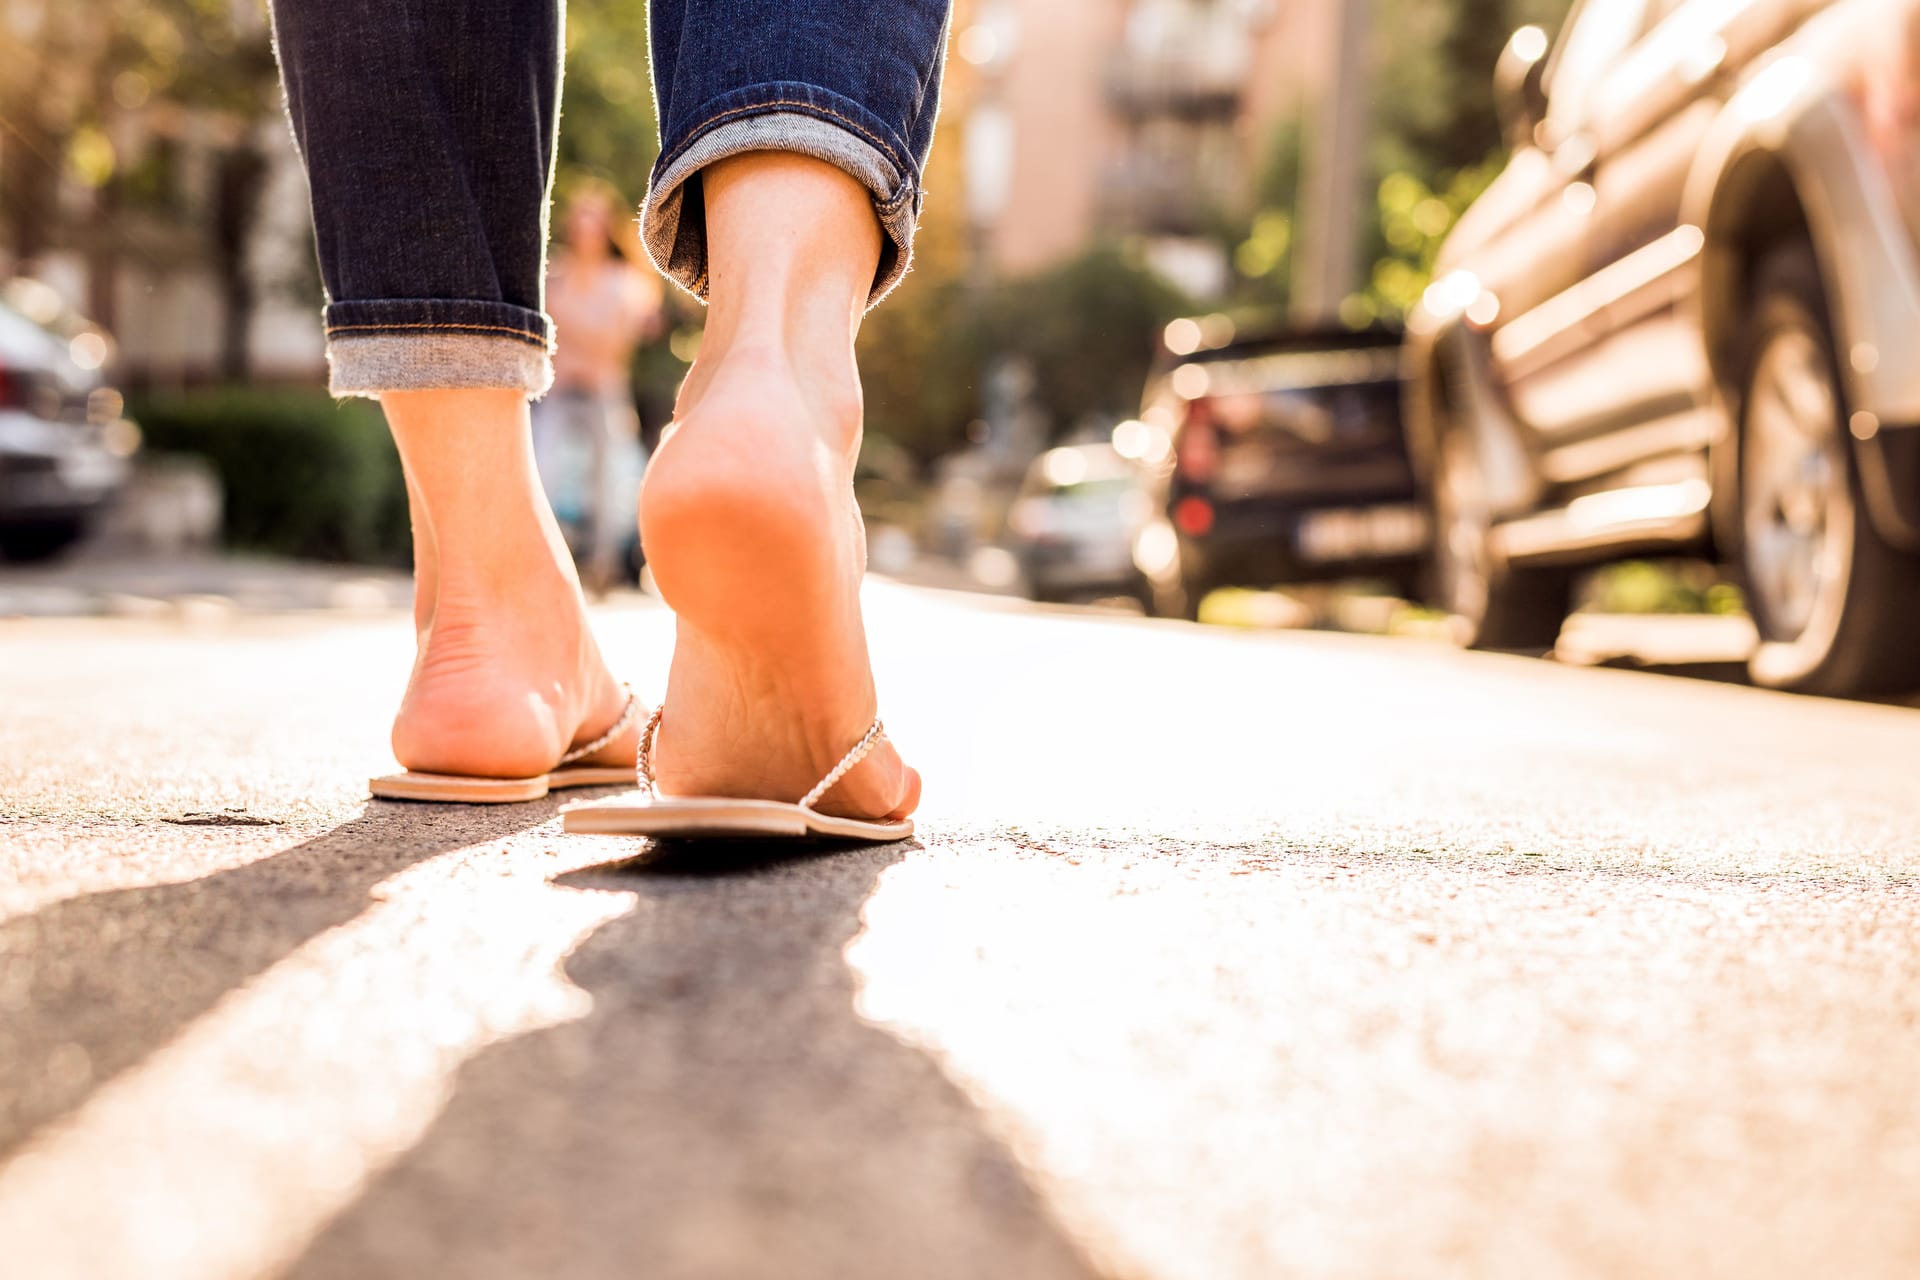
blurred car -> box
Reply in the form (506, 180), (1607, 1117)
(1136, 324), (1427, 618)
(1007, 442), (1154, 605)
(0, 284), (134, 561)
(1406, 0), (1920, 695)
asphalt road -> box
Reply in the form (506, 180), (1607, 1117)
(3, 582), (1919, 1279)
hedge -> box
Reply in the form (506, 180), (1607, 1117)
(130, 387), (411, 566)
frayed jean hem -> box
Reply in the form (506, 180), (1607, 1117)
(321, 299), (555, 398)
(642, 96), (924, 309)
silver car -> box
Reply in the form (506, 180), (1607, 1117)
(0, 288), (133, 561)
(1008, 443), (1155, 606)
(1406, 0), (1920, 695)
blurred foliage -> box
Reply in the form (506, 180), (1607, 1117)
(632, 301), (699, 444)
(1361, 160), (1504, 318)
(982, 245), (1189, 432)
(1354, 0), (1571, 318)
(0, 0), (276, 255)
(1227, 0), (1573, 318)
(555, 0), (660, 221)
(132, 388), (411, 565)
(1369, 0), (1570, 180)
(1587, 561), (1748, 617)
(859, 239), (1190, 463)
(856, 185), (984, 464)
(1231, 121), (1303, 307)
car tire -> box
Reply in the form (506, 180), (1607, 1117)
(1735, 244), (1920, 696)
(1428, 428), (1571, 650)
(0, 518), (87, 563)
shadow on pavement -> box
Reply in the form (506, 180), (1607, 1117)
(1569, 654), (1754, 686)
(289, 839), (1111, 1280)
(0, 801), (560, 1156)
(1569, 651), (1920, 710)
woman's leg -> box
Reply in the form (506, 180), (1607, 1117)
(641, 154), (918, 820)
(637, 0), (951, 818)
(269, 0), (633, 777)
(583, 396), (639, 595)
(383, 390), (632, 780)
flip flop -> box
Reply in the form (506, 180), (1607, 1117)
(561, 706), (914, 842)
(369, 689), (643, 804)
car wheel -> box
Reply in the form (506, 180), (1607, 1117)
(0, 518), (87, 563)
(1429, 428), (1570, 650)
(1737, 245), (1920, 696)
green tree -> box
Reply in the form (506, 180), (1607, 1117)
(1, 0), (278, 365)
(1355, 0), (1573, 317)
(555, 0), (661, 210)
(986, 245), (1189, 432)
(1373, 0), (1571, 178)
(1225, 0), (1574, 318)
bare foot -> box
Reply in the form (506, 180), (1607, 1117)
(400, 462), (437, 639)
(641, 346), (919, 820)
(382, 389), (637, 781)
(638, 153), (917, 821)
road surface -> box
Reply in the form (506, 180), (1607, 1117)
(3, 582), (1918, 1279)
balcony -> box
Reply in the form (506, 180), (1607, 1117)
(1104, 46), (1247, 120)
(1098, 152), (1228, 237)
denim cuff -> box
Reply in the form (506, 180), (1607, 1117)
(642, 87), (925, 309)
(322, 299), (555, 399)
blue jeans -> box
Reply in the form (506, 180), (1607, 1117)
(268, 0), (952, 398)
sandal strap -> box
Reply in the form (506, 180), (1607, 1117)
(636, 704), (666, 794)
(636, 708), (887, 811)
(557, 688), (641, 766)
(799, 719), (888, 812)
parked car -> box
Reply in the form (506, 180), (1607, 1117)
(1136, 324), (1428, 618)
(0, 285), (134, 561)
(1007, 442), (1154, 605)
(1406, 0), (1920, 695)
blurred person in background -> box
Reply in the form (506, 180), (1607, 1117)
(268, 0), (937, 824)
(537, 181), (662, 594)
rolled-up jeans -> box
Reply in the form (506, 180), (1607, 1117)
(268, 0), (953, 399)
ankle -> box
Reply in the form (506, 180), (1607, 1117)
(432, 527), (583, 615)
(675, 338), (862, 459)
(702, 153), (881, 328)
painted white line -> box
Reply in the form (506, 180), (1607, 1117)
(0, 840), (635, 1280)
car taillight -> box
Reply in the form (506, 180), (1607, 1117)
(0, 365), (20, 410)
(1174, 495), (1215, 537)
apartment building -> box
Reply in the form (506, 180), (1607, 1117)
(953, 0), (1338, 294)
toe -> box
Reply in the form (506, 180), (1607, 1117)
(814, 741), (919, 822)
(885, 765), (922, 822)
